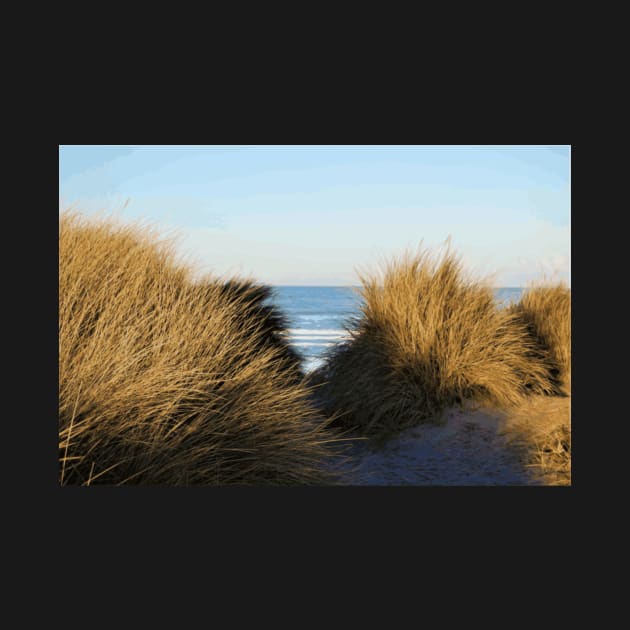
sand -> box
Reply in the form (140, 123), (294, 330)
(341, 402), (542, 485)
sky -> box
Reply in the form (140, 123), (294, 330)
(58, 145), (571, 286)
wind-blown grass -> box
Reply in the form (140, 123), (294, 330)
(503, 282), (571, 484)
(502, 396), (571, 485)
(315, 244), (555, 441)
(59, 211), (347, 485)
(511, 282), (571, 393)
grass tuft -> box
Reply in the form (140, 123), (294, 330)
(59, 210), (348, 485)
(502, 281), (571, 484)
(502, 396), (571, 485)
(315, 244), (555, 441)
(511, 281), (571, 393)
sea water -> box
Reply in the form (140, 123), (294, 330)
(269, 286), (524, 372)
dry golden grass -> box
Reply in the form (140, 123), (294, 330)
(502, 396), (571, 485)
(59, 210), (348, 485)
(315, 244), (555, 441)
(502, 282), (571, 484)
(512, 282), (571, 393)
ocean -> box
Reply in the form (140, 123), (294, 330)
(268, 286), (525, 373)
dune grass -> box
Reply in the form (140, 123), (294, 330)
(59, 211), (348, 485)
(502, 282), (571, 484)
(315, 244), (556, 441)
(502, 396), (571, 485)
(511, 282), (571, 393)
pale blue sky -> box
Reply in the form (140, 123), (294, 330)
(59, 145), (570, 286)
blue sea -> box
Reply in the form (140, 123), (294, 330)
(268, 286), (525, 372)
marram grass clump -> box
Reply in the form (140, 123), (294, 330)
(502, 396), (571, 485)
(59, 211), (347, 485)
(502, 281), (571, 484)
(511, 282), (571, 393)
(315, 245), (555, 441)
